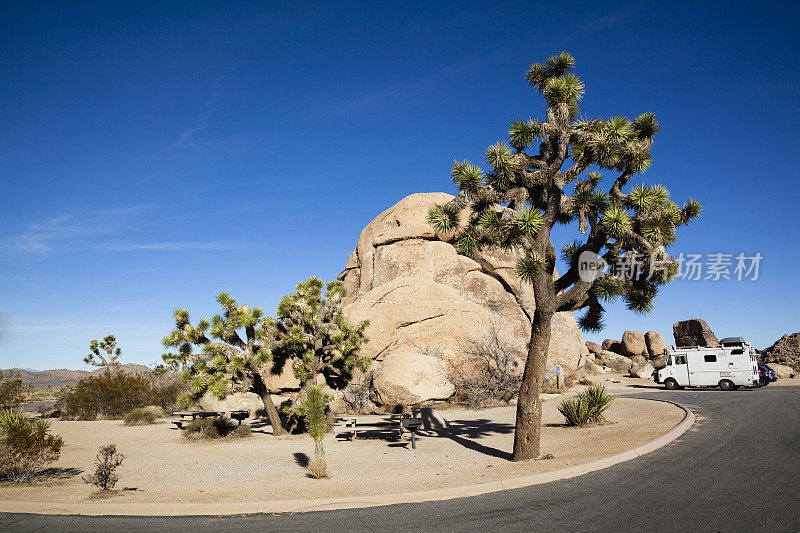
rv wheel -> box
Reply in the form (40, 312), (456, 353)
(664, 378), (679, 390)
(718, 379), (735, 391)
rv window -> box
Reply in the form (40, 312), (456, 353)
(731, 349), (743, 355)
(704, 354), (717, 363)
(674, 355), (687, 365)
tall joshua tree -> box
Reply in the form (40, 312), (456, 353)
(428, 52), (701, 461)
(270, 277), (370, 392)
(84, 335), (122, 373)
(162, 293), (287, 435)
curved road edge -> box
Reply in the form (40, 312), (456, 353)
(0, 398), (696, 517)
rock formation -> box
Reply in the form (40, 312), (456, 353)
(337, 193), (588, 394)
(645, 331), (666, 356)
(673, 319), (719, 348)
(621, 330), (647, 357)
(761, 332), (800, 367)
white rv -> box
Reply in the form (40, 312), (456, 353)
(658, 337), (760, 391)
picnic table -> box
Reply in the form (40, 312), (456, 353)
(171, 410), (250, 429)
(335, 413), (424, 449)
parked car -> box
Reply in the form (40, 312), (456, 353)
(758, 363), (778, 386)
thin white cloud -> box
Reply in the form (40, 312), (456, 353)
(570, 2), (653, 37)
(2, 205), (154, 256)
(99, 241), (246, 251)
(175, 82), (220, 147)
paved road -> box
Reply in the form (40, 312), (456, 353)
(3, 385), (798, 532)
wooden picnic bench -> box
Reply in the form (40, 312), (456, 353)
(335, 413), (425, 449)
(171, 410), (250, 429)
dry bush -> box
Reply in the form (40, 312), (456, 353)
(83, 444), (125, 491)
(444, 324), (525, 409)
(0, 409), (63, 483)
(123, 406), (164, 426)
(57, 371), (184, 420)
(183, 417), (251, 440)
(307, 456), (329, 479)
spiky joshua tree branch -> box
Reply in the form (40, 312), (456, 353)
(162, 293), (287, 435)
(84, 335), (122, 373)
(428, 52), (701, 461)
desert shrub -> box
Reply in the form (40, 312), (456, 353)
(57, 371), (183, 420)
(0, 370), (32, 410)
(183, 417), (251, 440)
(0, 409), (63, 483)
(123, 406), (164, 426)
(558, 384), (615, 426)
(445, 324), (524, 409)
(83, 444), (125, 491)
(307, 456), (329, 479)
(304, 385), (329, 478)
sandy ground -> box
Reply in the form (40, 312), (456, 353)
(1, 391), (684, 504)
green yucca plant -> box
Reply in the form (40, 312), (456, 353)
(557, 384), (616, 426)
(0, 408), (64, 483)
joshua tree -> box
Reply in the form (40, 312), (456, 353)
(162, 293), (287, 435)
(270, 277), (370, 391)
(303, 385), (329, 479)
(84, 335), (122, 373)
(428, 52), (701, 461)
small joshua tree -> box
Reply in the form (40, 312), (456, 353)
(428, 52), (701, 461)
(84, 335), (122, 373)
(303, 385), (329, 479)
(162, 293), (287, 435)
(83, 444), (125, 491)
(270, 277), (370, 391)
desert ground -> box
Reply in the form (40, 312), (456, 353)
(1, 383), (684, 504)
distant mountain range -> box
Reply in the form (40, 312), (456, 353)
(1, 363), (154, 390)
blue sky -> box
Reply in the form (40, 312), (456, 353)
(1, 1), (798, 369)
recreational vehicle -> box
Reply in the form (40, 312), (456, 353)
(658, 337), (760, 390)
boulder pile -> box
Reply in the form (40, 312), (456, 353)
(586, 329), (670, 378)
(760, 332), (800, 368)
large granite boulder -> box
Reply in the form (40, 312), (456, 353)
(585, 341), (601, 354)
(630, 363), (655, 379)
(621, 330), (647, 357)
(199, 391), (263, 417)
(761, 333), (800, 366)
(645, 331), (666, 356)
(371, 352), (455, 405)
(766, 363), (795, 379)
(260, 359), (301, 393)
(673, 319), (719, 348)
(338, 193), (587, 375)
(602, 339), (623, 353)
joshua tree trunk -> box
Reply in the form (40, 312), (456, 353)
(252, 373), (287, 436)
(512, 308), (554, 461)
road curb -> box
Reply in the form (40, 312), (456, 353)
(0, 398), (695, 516)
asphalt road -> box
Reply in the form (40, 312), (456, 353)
(3, 384), (798, 532)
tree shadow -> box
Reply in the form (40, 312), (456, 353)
(33, 467), (83, 482)
(425, 419), (515, 461)
(293, 452), (309, 468)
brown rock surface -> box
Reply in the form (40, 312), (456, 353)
(621, 330), (647, 357)
(645, 331), (666, 356)
(338, 193), (587, 374)
(673, 319), (719, 348)
(760, 332), (800, 366)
